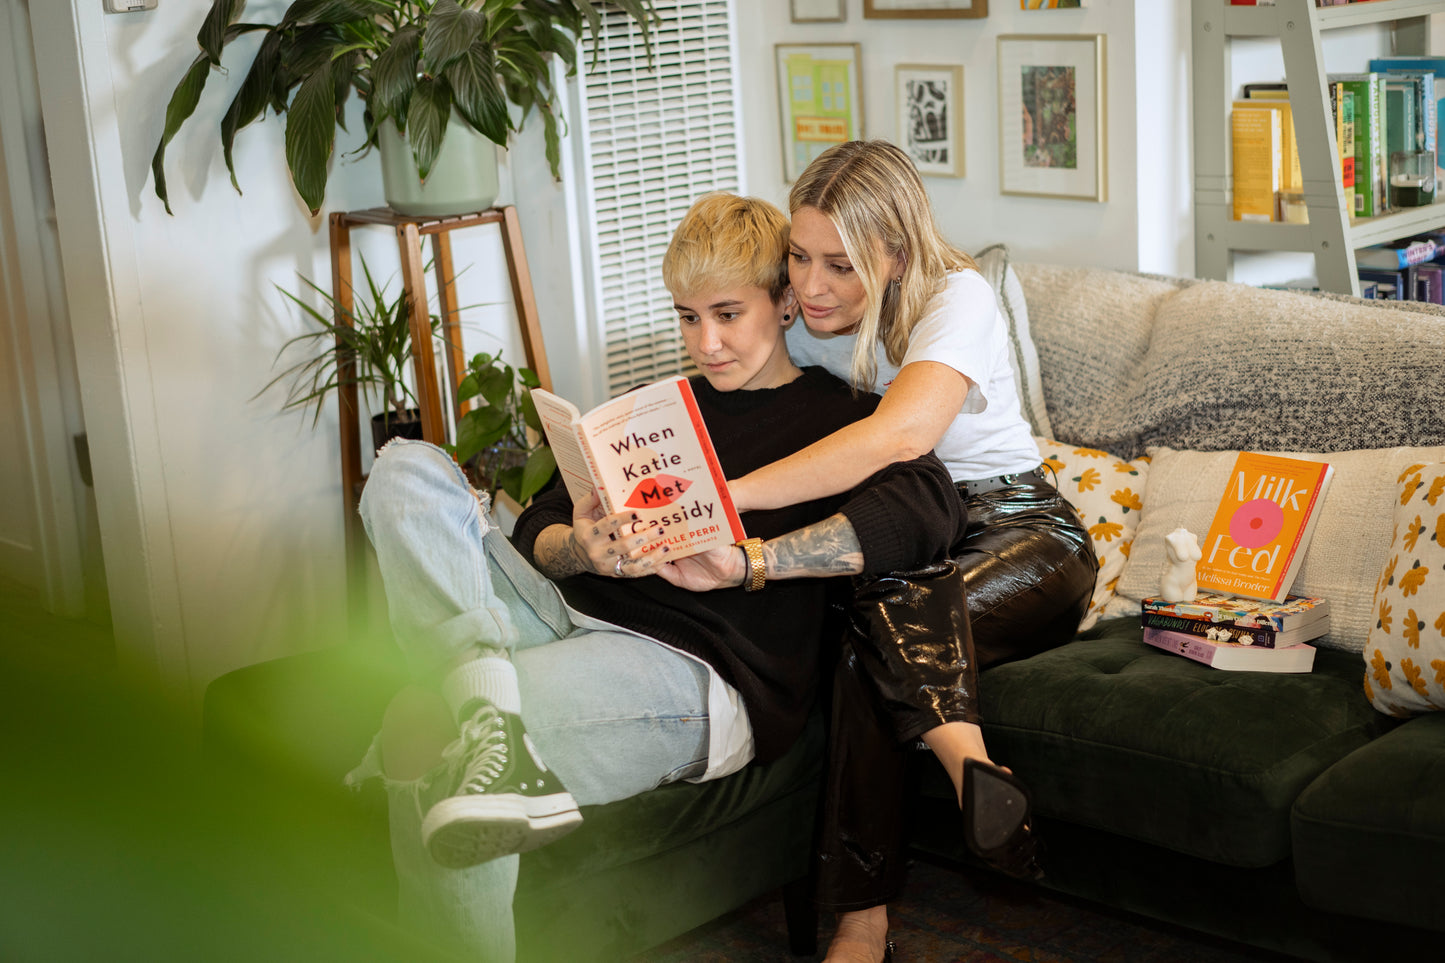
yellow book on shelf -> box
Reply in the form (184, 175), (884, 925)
(1232, 105), (1282, 222)
(1236, 94), (1301, 193)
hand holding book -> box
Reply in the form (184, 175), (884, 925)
(655, 543), (749, 592)
(533, 492), (678, 581)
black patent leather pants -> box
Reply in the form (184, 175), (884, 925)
(815, 478), (1096, 910)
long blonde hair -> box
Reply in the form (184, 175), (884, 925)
(789, 140), (976, 391)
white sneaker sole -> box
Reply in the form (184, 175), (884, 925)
(421, 791), (583, 869)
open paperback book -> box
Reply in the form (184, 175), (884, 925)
(530, 376), (746, 561)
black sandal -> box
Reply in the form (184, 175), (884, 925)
(961, 758), (1044, 880)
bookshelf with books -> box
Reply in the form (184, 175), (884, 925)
(1193, 0), (1445, 296)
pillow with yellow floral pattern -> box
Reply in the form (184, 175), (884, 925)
(1035, 437), (1151, 630)
(1364, 463), (1445, 717)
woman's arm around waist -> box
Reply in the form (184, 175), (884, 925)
(728, 360), (969, 512)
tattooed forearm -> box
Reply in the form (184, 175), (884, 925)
(763, 514), (864, 580)
(533, 525), (592, 579)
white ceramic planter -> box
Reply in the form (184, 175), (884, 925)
(378, 116), (501, 217)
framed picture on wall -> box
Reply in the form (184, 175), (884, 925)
(1021, 0), (1083, 8)
(865, 0), (986, 18)
(775, 43), (864, 182)
(996, 34), (1107, 201)
(896, 64), (965, 177)
(791, 0), (846, 22)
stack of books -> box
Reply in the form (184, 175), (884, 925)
(1141, 594), (1329, 673)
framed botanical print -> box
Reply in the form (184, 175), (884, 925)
(775, 43), (864, 182)
(896, 64), (965, 177)
(996, 34), (1107, 201)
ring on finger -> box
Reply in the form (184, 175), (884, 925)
(614, 556), (626, 577)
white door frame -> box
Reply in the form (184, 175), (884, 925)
(0, 0), (88, 615)
(27, 0), (191, 697)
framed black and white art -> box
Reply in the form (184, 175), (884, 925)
(896, 64), (964, 177)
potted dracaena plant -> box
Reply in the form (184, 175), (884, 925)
(261, 254), (446, 450)
(153, 0), (658, 216)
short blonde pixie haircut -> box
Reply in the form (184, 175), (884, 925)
(662, 192), (791, 302)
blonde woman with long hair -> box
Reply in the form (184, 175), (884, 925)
(730, 141), (1096, 963)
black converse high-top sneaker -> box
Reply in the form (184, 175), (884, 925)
(421, 701), (582, 869)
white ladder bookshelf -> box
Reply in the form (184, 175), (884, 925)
(1193, 0), (1445, 294)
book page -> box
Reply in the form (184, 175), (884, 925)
(530, 388), (598, 507)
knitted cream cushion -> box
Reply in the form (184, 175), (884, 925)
(974, 244), (1052, 438)
(1115, 445), (1445, 653)
(1365, 463), (1445, 717)
(1014, 269), (1445, 459)
(1035, 437), (1150, 631)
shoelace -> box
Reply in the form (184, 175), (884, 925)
(441, 704), (509, 794)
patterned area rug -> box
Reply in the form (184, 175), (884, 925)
(632, 857), (1296, 963)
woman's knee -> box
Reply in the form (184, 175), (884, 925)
(361, 441), (475, 529)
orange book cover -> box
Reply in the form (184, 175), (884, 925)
(530, 376), (746, 560)
(1195, 452), (1334, 603)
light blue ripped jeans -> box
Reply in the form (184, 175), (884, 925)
(358, 440), (716, 961)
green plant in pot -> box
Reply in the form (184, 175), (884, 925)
(261, 255), (443, 449)
(450, 350), (556, 505)
(153, 0), (659, 216)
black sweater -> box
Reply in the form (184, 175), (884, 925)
(513, 367), (964, 761)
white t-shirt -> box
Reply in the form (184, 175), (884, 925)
(785, 269), (1041, 481)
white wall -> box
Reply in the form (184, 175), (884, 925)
(735, 0), (1167, 273)
(33, 0), (533, 701)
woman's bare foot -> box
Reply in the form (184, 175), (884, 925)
(921, 720), (992, 805)
(823, 904), (889, 963)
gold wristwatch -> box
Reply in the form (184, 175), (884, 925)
(736, 537), (766, 592)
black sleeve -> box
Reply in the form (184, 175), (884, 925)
(836, 452), (965, 574)
(511, 485), (577, 568)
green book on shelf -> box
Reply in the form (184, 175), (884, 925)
(1385, 77), (1418, 158)
(1332, 73), (1385, 217)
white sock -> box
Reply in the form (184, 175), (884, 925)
(441, 655), (521, 720)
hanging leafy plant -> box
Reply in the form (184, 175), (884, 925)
(153, 0), (658, 215)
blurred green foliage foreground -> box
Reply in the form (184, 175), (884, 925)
(0, 608), (455, 962)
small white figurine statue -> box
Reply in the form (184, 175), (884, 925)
(1160, 527), (1202, 603)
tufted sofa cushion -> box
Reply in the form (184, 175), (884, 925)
(1291, 712), (1445, 928)
(1017, 267), (1445, 460)
(976, 618), (1391, 868)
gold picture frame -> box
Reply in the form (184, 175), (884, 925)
(896, 64), (965, 178)
(865, 0), (987, 19)
(775, 43), (864, 182)
(996, 33), (1107, 201)
(791, 0), (846, 22)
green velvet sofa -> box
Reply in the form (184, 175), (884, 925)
(204, 260), (1445, 962)
(927, 261), (1445, 963)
